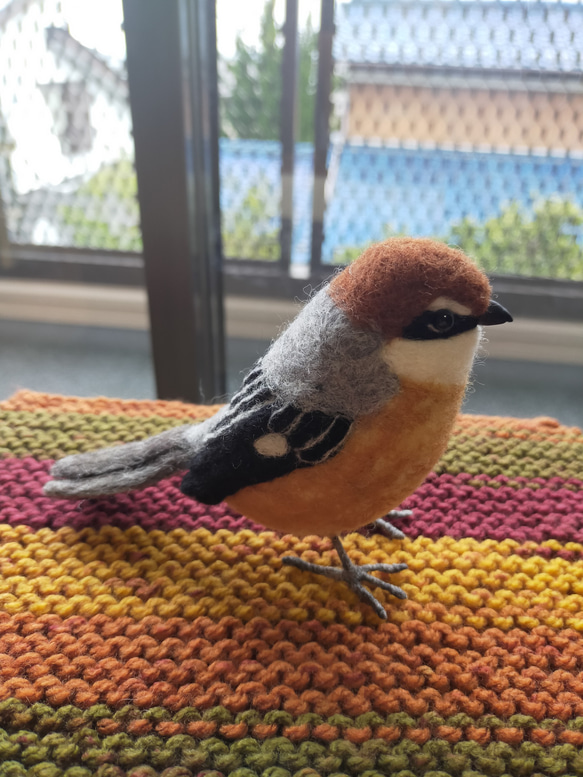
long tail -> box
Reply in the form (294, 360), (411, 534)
(43, 414), (219, 499)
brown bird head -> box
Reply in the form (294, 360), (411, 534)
(329, 237), (512, 386)
(328, 237), (508, 339)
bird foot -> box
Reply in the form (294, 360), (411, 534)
(282, 536), (407, 619)
(372, 510), (413, 540)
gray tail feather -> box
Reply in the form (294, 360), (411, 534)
(43, 422), (207, 500)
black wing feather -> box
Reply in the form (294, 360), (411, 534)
(180, 366), (352, 505)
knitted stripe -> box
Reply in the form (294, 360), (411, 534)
(0, 392), (582, 777)
(0, 458), (261, 533)
(0, 410), (190, 460)
(1, 613), (583, 720)
(1, 721), (582, 777)
(0, 458), (260, 534)
(2, 457), (582, 544)
(0, 389), (223, 419)
(2, 408), (582, 484)
(3, 696), (583, 745)
(2, 523), (583, 631)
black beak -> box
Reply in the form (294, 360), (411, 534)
(478, 299), (513, 326)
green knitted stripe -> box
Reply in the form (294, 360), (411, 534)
(0, 410), (189, 460)
(2, 700), (582, 737)
(0, 727), (581, 776)
(436, 432), (583, 480)
(0, 700), (582, 776)
(2, 409), (582, 485)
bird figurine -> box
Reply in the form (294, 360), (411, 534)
(44, 237), (512, 619)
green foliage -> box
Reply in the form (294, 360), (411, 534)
(72, 158), (137, 201)
(59, 160), (281, 261)
(332, 226), (403, 264)
(222, 178), (280, 260)
(297, 16), (318, 144)
(446, 197), (583, 280)
(59, 159), (142, 251)
(221, 1), (318, 143)
(221, 0), (282, 141)
(332, 243), (365, 265)
(332, 197), (583, 280)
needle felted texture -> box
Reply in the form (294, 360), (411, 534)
(1, 390), (583, 777)
(261, 290), (398, 417)
(329, 237), (491, 338)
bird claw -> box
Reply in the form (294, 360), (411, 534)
(372, 510), (412, 540)
(388, 509), (413, 519)
(282, 535), (408, 620)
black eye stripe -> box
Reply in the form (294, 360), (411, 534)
(402, 310), (479, 341)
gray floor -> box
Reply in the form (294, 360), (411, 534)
(0, 319), (581, 426)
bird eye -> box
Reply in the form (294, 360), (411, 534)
(429, 309), (455, 334)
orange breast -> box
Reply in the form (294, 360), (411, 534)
(226, 379), (466, 537)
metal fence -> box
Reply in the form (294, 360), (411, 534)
(2, 0), (583, 284)
(1, 0), (583, 399)
(219, 0), (583, 283)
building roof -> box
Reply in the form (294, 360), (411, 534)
(0, 0), (35, 27)
(334, 0), (583, 75)
(45, 27), (128, 101)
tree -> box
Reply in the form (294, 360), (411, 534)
(221, 1), (318, 143)
(446, 197), (583, 280)
(222, 177), (279, 260)
(59, 158), (142, 251)
(297, 16), (318, 144)
(331, 197), (583, 280)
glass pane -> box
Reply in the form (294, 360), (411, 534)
(217, 0), (284, 262)
(323, 0), (583, 280)
(0, 0), (154, 400)
(0, 0), (141, 252)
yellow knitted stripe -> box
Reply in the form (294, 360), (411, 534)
(1, 524), (582, 630)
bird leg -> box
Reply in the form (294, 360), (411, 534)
(282, 535), (407, 620)
(372, 509), (413, 540)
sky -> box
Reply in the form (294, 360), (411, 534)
(0, 0), (327, 63)
(0, 0), (560, 64)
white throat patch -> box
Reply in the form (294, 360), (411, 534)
(383, 327), (482, 386)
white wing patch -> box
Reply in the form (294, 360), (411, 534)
(254, 433), (290, 458)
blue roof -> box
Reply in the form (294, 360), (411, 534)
(334, 1), (583, 74)
(219, 138), (583, 265)
(322, 144), (583, 261)
(220, 139), (315, 262)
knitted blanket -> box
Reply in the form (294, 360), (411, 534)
(0, 390), (582, 777)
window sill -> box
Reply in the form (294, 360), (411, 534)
(1, 278), (581, 366)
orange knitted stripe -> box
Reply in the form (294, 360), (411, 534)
(0, 389), (222, 420)
(2, 612), (583, 719)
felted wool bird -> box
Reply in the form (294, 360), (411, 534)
(44, 237), (512, 619)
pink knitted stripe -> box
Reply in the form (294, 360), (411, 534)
(0, 457), (262, 533)
(399, 471), (583, 543)
(1, 458), (582, 544)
